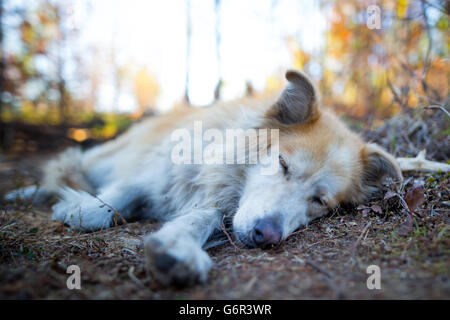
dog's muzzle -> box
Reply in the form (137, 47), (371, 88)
(250, 218), (282, 249)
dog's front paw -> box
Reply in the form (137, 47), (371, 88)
(52, 187), (113, 231)
(144, 236), (213, 286)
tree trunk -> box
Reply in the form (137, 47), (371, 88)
(214, 0), (222, 102)
(184, 0), (191, 105)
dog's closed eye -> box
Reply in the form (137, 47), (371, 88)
(310, 196), (326, 207)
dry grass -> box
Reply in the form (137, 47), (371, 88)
(0, 110), (448, 299)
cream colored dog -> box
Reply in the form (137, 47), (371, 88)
(5, 70), (402, 286)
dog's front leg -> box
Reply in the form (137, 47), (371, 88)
(144, 209), (221, 286)
(52, 181), (144, 231)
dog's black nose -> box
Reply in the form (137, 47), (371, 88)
(251, 219), (282, 248)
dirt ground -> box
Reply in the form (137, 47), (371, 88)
(0, 111), (449, 300)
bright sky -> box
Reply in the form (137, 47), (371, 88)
(82, 0), (328, 112)
(9, 0), (328, 113)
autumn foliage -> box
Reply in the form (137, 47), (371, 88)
(0, 0), (448, 149)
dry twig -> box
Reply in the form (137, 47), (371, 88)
(397, 150), (450, 172)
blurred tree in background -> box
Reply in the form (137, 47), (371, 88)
(134, 67), (160, 115)
(2, 0), (79, 124)
(0, 0), (140, 151)
(318, 0), (448, 118)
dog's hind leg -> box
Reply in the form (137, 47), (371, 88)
(3, 147), (93, 205)
(52, 181), (145, 231)
(144, 209), (221, 286)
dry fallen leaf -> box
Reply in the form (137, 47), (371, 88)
(404, 184), (426, 214)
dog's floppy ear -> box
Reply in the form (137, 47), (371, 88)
(360, 143), (403, 188)
(266, 69), (320, 125)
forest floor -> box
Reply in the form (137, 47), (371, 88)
(0, 110), (448, 299)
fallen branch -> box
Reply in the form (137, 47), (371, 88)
(423, 105), (450, 118)
(128, 266), (146, 289)
(305, 258), (333, 279)
(305, 258), (344, 298)
(351, 221), (372, 253)
(220, 215), (242, 251)
(92, 194), (137, 236)
(396, 150), (450, 172)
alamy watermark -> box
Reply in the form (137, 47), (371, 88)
(64, 260), (380, 291)
(366, 264), (381, 290)
(66, 265), (81, 290)
(170, 121), (280, 175)
(367, 5), (381, 30)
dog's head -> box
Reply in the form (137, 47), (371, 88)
(232, 69), (402, 248)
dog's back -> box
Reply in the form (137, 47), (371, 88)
(4, 95), (272, 203)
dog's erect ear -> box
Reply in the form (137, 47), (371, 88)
(360, 143), (403, 188)
(266, 69), (320, 125)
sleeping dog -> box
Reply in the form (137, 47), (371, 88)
(5, 70), (402, 286)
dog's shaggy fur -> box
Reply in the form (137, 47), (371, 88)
(5, 70), (402, 286)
